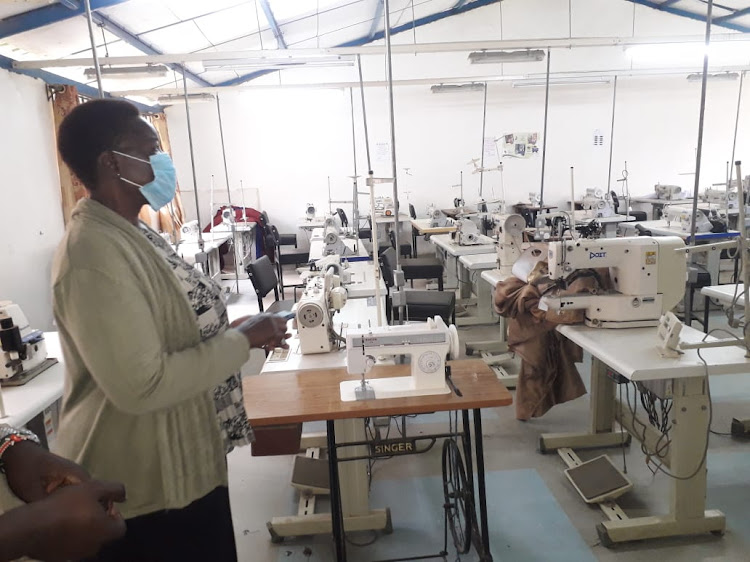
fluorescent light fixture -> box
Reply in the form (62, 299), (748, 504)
(84, 65), (168, 79)
(431, 83), (486, 93)
(512, 77), (611, 88)
(687, 72), (739, 82)
(468, 49), (546, 64)
(157, 93), (217, 105)
(626, 42), (750, 66)
(203, 55), (355, 70)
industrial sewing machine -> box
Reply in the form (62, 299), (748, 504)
(540, 236), (687, 328)
(664, 205), (714, 233)
(340, 316), (460, 401)
(308, 254), (353, 284)
(493, 213), (526, 272)
(296, 272), (348, 355)
(654, 184), (683, 200)
(0, 302), (49, 383)
(426, 205), (451, 228)
(703, 186), (739, 208)
(180, 220), (201, 241)
(452, 218), (482, 245)
(321, 221), (353, 256)
(581, 189), (616, 219)
(374, 196), (395, 217)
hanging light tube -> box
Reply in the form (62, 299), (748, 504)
(84, 65), (169, 79)
(468, 49), (546, 64)
(431, 82), (486, 93)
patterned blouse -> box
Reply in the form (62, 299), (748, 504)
(139, 225), (253, 452)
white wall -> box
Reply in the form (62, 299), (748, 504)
(0, 70), (65, 330)
(165, 0), (750, 236)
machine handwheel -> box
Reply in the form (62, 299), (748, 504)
(442, 439), (473, 554)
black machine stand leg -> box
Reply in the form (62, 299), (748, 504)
(326, 420), (347, 561)
(473, 409), (493, 561)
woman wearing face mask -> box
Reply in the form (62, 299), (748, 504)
(52, 99), (290, 562)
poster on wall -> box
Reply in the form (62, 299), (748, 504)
(482, 137), (497, 161)
(375, 141), (391, 163)
(499, 132), (539, 158)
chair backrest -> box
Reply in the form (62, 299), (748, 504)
(336, 208), (349, 227)
(379, 247), (397, 289)
(270, 224), (281, 245)
(259, 211), (270, 229)
(246, 255), (279, 299)
(388, 230), (397, 250)
(409, 203), (416, 219)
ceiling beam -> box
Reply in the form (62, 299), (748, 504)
(217, 0), (502, 87)
(0, 53), (161, 112)
(0, 0), (129, 39)
(368, 0), (384, 40)
(624, 0), (750, 33)
(58, 0), (81, 9)
(258, 0), (287, 49)
(715, 7), (750, 24)
(453, 0), (471, 8)
(91, 12), (211, 87)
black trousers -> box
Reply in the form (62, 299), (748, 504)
(87, 486), (237, 562)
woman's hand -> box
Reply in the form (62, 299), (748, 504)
(4, 441), (90, 502)
(233, 314), (291, 350)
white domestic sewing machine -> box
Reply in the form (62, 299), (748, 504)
(493, 213), (526, 273)
(664, 205), (714, 233)
(581, 189), (615, 219)
(540, 236), (687, 328)
(452, 218), (482, 245)
(340, 316), (460, 401)
(0, 302), (48, 381)
(654, 184), (683, 200)
(305, 203), (316, 221)
(296, 272), (348, 355)
(427, 205), (451, 228)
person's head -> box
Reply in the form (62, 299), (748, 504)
(57, 99), (167, 216)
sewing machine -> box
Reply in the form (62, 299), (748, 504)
(493, 213), (526, 272)
(703, 186), (739, 208)
(180, 220), (201, 241)
(374, 196), (395, 217)
(340, 316), (460, 401)
(581, 189), (615, 219)
(540, 236), (687, 328)
(305, 204), (316, 221)
(452, 218), (482, 245)
(296, 272), (348, 355)
(322, 223), (352, 256)
(654, 184), (683, 200)
(664, 205), (714, 233)
(0, 302), (48, 382)
(427, 205), (451, 228)
(309, 255), (353, 285)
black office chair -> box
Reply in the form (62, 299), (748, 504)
(260, 211), (298, 247)
(388, 230), (412, 259)
(610, 192), (647, 222)
(267, 227), (306, 300)
(336, 208), (349, 228)
(380, 248), (455, 325)
(387, 230), (444, 290)
(408, 204), (420, 257)
(245, 255), (295, 313)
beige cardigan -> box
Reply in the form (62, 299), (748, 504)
(52, 198), (250, 519)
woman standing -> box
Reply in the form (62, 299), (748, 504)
(53, 99), (289, 561)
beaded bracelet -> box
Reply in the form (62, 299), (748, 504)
(0, 425), (39, 473)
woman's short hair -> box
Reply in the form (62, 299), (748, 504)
(57, 98), (141, 190)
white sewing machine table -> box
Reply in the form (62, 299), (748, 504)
(541, 323), (750, 546)
(456, 254), (500, 326)
(429, 233), (497, 291)
(629, 197), (694, 220)
(308, 238), (369, 263)
(572, 211), (636, 237)
(701, 284), (745, 307)
(208, 223), (256, 279)
(334, 261), (385, 300)
(258, 297), (389, 542)
(175, 232), (232, 280)
(620, 220), (740, 284)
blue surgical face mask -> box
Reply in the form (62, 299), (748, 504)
(113, 151), (177, 211)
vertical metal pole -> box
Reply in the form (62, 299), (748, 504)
(183, 72), (204, 251)
(728, 72), (745, 189)
(216, 93), (240, 293)
(349, 88), (360, 240)
(538, 48), (551, 221)
(607, 76), (618, 195)
(479, 82), (488, 198)
(357, 55), (373, 173)
(689, 0), (714, 245)
(735, 161), (750, 356)
(383, 0), (401, 271)
(83, 0), (104, 98)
